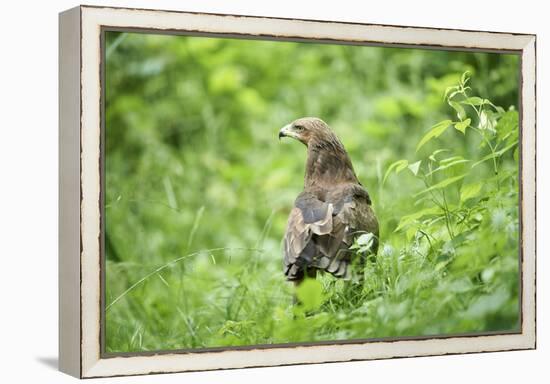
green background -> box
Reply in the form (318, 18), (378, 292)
(104, 31), (520, 353)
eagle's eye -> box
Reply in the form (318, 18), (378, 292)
(294, 125), (305, 132)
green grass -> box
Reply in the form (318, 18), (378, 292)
(104, 32), (520, 353)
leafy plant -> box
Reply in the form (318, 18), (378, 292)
(381, 71), (519, 332)
(386, 71), (519, 238)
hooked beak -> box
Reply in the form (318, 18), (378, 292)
(278, 124), (292, 141)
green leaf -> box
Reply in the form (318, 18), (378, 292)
(479, 109), (488, 129)
(296, 279), (324, 311)
(449, 101), (466, 120)
(425, 157), (470, 176)
(454, 118), (471, 134)
(439, 155), (464, 165)
(353, 233), (376, 254)
(496, 110), (519, 141)
(461, 71), (470, 86)
(416, 120), (453, 152)
(405, 227), (417, 241)
(478, 110), (497, 132)
(465, 287), (509, 318)
(408, 160), (421, 176)
(494, 105), (506, 115)
(444, 85), (459, 101)
(414, 174), (467, 197)
(395, 161), (409, 174)
(395, 206), (441, 232)
(472, 142), (518, 168)
(460, 182), (482, 202)
(461, 96), (487, 106)
(429, 149), (450, 162)
(383, 159), (408, 185)
(356, 232), (374, 246)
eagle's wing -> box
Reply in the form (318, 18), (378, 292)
(283, 192), (333, 280)
(283, 185), (379, 281)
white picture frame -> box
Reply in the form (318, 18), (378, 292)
(59, 5), (536, 378)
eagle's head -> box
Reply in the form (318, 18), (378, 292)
(278, 117), (337, 147)
(279, 117), (357, 186)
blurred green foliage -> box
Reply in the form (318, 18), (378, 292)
(104, 31), (520, 353)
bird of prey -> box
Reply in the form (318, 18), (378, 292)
(279, 117), (379, 283)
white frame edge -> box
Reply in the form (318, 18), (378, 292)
(59, 6), (82, 378)
(59, 5), (536, 379)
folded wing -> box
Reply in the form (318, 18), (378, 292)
(283, 186), (379, 281)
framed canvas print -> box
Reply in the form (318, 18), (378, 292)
(59, 5), (536, 378)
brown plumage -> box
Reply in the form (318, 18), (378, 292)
(279, 117), (379, 283)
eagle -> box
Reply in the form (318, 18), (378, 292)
(279, 117), (379, 284)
